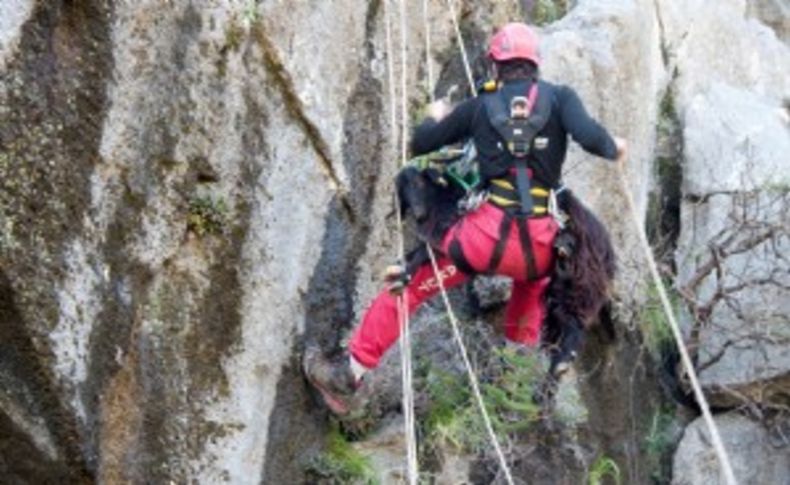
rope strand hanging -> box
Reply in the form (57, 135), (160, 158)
(445, 0), (476, 96)
(615, 166), (738, 485)
(397, 0), (419, 480)
(422, 0), (435, 102)
(385, 0), (419, 482)
(420, 3), (516, 482)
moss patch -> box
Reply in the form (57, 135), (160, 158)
(187, 195), (228, 237)
(529, 0), (573, 26)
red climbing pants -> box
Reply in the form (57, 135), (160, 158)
(349, 202), (559, 369)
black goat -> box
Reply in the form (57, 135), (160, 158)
(395, 165), (617, 375)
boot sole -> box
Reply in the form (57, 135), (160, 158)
(307, 376), (351, 415)
(302, 347), (351, 415)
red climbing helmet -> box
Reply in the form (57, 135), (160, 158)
(488, 22), (540, 65)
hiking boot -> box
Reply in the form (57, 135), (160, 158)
(303, 345), (360, 415)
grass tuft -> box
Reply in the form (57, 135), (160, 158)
(423, 347), (542, 454)
(305, 423), (377, 484)
(588, 455), (621, 485)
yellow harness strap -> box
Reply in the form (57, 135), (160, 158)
(488, 178), (549, 214)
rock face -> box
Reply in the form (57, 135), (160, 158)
(665, 0), (790, 409)
(1, 1), (385, 482)
(672, 412), (790, 485)
(746, 0), (790, 44)
(0, 0), (788, 484)
(660, 0), (790, 482)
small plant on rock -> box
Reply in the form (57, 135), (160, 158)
(187, 195), (228, 237)
(423, 347), (542, 454)
(305, 424), (376, 484)
(588, 455), (621, 485)
(644, 407), (677, 484)
(639, 282), (678, 358)
(531, 0), (573, 26)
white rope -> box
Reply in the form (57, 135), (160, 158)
(421, 4), (514, 483)
(445, 0), (477, 97)
(426, 246), (516, 485)
(422, 0), (435, 102)
(383, 0), (398, 149)
(398, 0), (410, 169)
(616, 165), (738, 485)
(391, 0), (419, 482)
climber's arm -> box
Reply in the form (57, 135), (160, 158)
(410, 98), (478, 156)
(558, 85), (619, 161)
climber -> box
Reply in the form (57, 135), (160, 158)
(304, 22), (627, 415)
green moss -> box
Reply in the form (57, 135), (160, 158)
(225, 17), (245, 52)
(215, 57), (228, 78)
(187, 195), (228, 237)
(531, 0), (572, 26)
(659, 89), (677, 122)
(306, 423), (376, 484)
(639, 282), (679, 358)
(643, 407), (676, 484)
(242, 0), (259, 24)
(762, 180), (790, 194)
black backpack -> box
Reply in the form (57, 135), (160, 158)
(483, 80), (552, 215)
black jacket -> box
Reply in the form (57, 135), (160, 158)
(411, 79), (617, 188)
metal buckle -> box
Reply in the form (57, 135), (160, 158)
(548, 188), (569, 229)
(510, 96), (530, 118)
(458, 190), (487, 213)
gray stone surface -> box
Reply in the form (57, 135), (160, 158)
(747, 0), (790, 44)
(664, 0), (790, 408)
(677, 191), (790, 407)
(658, 0), (790, 107)
(672, 412), (790, 485)
(1, 0), (788, 483)
(541, 0), (667, 299)
(0, 0), (35, 70)
(682, 84), (790, 195)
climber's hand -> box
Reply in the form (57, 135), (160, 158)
(383, 264), (410, 295)
(428, 98), (452, 122)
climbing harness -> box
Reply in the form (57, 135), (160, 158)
(445, 141), (481, 192)
(406, 140), (480, 192)
(404, 140), (484, 217)
(483, 80), (552, 215)
(445, 78), (553, 281)
(487, 178), (549, 214)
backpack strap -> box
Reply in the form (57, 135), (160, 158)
(485, 211), (514, 274)
(483, 82), (552, 215)
(482, 81), (553, 280)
